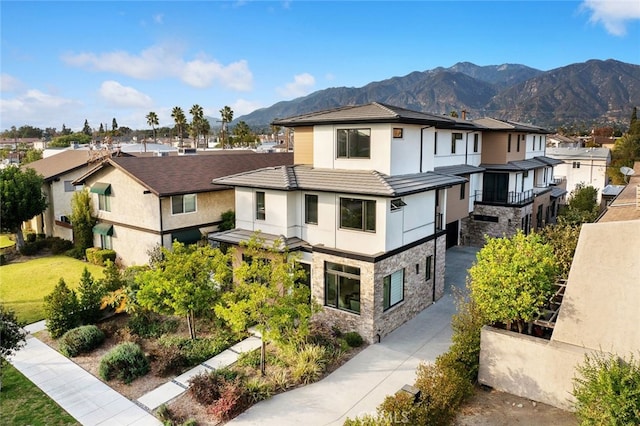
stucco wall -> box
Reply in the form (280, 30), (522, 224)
(479, 326), (591, 411)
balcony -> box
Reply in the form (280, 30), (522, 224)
(475, 189), (534, 206)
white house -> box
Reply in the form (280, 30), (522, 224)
(545, 147), (610, 202)
(210, 103), (482, 343)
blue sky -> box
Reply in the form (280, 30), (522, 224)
(1, 0), (639, 132)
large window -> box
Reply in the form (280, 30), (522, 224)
(337, 129), (370, 159)
(507, 134), (512, 152)
(305, 194), (318, 224)
(98, 194), (111, 212)
(451, 133), (462, 154)
(473, 134), (479, 153)
(172, 194), (196, 214)
(340, 198), (376, 232)
(256, 191), (265, 220)
(325, 262), (360, 313)
(383, 269), (404, 310)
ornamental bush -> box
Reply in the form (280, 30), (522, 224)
(99, 342), (149, 383)
(343, 331), (364, 348)
(44, 278), (80, 338)
(573, 352), (640, 425)
(59, 325), (105, 357)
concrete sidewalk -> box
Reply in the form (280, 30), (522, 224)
(228, 245), (479, 425)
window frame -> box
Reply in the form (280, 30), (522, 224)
(339, 198), (376, 232)
(98, 194), (111, 212)
(507, 134), (512, 152)
(425, 255), (433, 281)
(325, 262), (361, 314)
(336, 128), (371, 159)
(460, 182), (466, 200)
(171, 193), (197, 215)
(383, 269), (404, 311)
(390, 198), (406, 212)
(473, 134), (479, 153)
(304, 194), (318, 225)
(100, 234), (112, 250)
(256, 191), (266, 220)
(393, 128), (403, 139)
(451, 132), (462, 154)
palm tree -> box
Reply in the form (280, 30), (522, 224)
(219, 106), (234, 149)
(145, 111), (159, 152)
(171, 107), (187, 148)
(189, 104), (204, 148)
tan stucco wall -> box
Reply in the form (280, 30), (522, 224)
(551, 220), (640, 356)
(93, 225), (161, 267)
(479, 326), (590, 411)
(446, 183), (470, 222)
(293, 127), (313, 165)
(161, 189), (234, 231)
(481, 133), (508, 164)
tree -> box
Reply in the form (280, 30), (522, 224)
(77, 268), (104, 324)
(44, 278), (81, 338)
(146, 112), (159, 150)
(189, 104), (204, 148)
(537, 222), (581, 279)
(0, 304), (27, 390)
(469, 231), (558, 333)
(61, 124), (72, 135)
(82, 119), (92, 136)
(270, 124), (282, 143)
(70, 189), (96, 254)
(48, 132), (91, 148)
(21, 149), (43, 164)
(218, 210), (235, 231)
(171, 106), (187, 147)
(0, 166), (48, 251)
(215, 234), (314, 375)
(232, 121), (255, 147)
(112, 118), (118, 136)
(559, 183), (600, 225)
(136, 242), (232, 339)
(220, 106), (234, 148)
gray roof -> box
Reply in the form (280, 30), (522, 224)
(482, 156), (560, 172)
(507, 158), (546, 171)
(472, 117), (552, 134)
(272, 102), (481, 131)
(534, 155), (564, 166)
(209, 229), (309, 251)
(433, 164), (485, 176)
(550, 187), (568, 198)
(545, 147), (611, 161)
(212, 165), (466, 197)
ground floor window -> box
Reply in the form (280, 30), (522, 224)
(325, 262), (360, 313)
(297, 262), (312, 303)
(100, 234), (112, 250)
(425, 255), (433, 281)
(383, 269), (404, 310)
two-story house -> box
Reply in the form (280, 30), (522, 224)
(73, 152), (292, 266)
(545, 147), (610, 202)
(463, 118), (565, 245)
(209, 103), (482, 343)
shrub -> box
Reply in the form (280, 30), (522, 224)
(86, 247), (99, 263)
(99, 342), (150, 384)
(19, 241), (40, 256)
(59, 325), (105, 357)
(287, 344), (327, 385)
(26, 233), (36, 243)
(93, 249), (116, 266)
(159, 334), (233, 365)
(188, 368), (239, 405)
(343, 331), (364, 348)
(244, 377), (274, 404)
(65, 246), (85, 259)
(47, 237), (73, 254)
(378, 390), (423, 425)
(77, 268), (105, 324)
(206, 378), (247, 421)
(44, 279), (80, 338)
(150, 345), (185, 377)
(572, 352), (640, 425)
(128, 312), (179, 338)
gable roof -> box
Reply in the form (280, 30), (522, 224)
(212, 165), (466, 197)
(272, 102), (481, 131)
(74, 152), (294, 197)
(22, 149), (96, 181)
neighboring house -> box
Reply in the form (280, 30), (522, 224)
(22, 149), (113, 240)
(210, 102), (481, 343)
(546, 133), (581, 148)
(73, 152), (293, 266)
(545, 147), (611, 202)
(478, 162), (640, 410)
(463, 118), (565, 245)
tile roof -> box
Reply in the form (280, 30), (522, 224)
(209, 229), (310, 251)
(472, 117), (552, 134)
(22, 149), (96, 181)
(550, 187), (568, 198)
(212, 165), (466, 197)
(434, 164), (485, 176)
(482, 156), (559, 172)
(272, 102), (481, 131)
(74, 152), (293, 197)
(534, 155), (564, 166)
(545, 147), (611, 161)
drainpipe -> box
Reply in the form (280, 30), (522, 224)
(433, 228), (438, 302)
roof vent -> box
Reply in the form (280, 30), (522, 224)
(155, 151), (169, 157)
(178, 148), (197, 156)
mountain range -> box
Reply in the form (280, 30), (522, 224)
(236, 59), (640, 130)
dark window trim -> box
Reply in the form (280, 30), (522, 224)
(256, 191), (266, 220)
(383, 269), (404, 311)
(305, 194), (318, 225)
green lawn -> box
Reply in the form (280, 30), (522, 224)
(0, 234), (16, 249)
(0, 256), (104, 324)
(0, 363), (79, 425)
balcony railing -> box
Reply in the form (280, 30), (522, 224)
(475, 189), (534, 206)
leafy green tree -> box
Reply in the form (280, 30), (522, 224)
(171, 106), (187, 147)
(220, 106), (234, 148)
(44, 279), (80, 338)
(559, 183), (600, 225)
(48, 132), (91, 148)
(77, 268), (105, 324)
(61, 124), (72, 135)
(0, 304), (27, 390)
(215, 234), (314, 375)
(70, 189), (96, 254)
(146, 111), (159, 149)
(82, 119), (92, 136)
(537, 222), (581, 279)
(469, 231), (558, 333)
(0, 166), (48, 251)
(136, 242), (232, 339)
(218, 210), (235, 232)
(112, 118), (118, 135)
(21, 148), (43, 164)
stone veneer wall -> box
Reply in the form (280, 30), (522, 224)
(465, 204), (531, 246)
(311, 234), (447, 344)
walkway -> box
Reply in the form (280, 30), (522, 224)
(228, 245), (479, 425)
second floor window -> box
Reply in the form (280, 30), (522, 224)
(451, 133), (462, 154)
(340, 198), (376, 232)
(305, 194), (318, 224)
(473, 134), (479, 153)
(98, 194), (111, 212)
(508, 134), (512, 152)
(337, 129), (370, 159)
(256, 191), (265, 220)
(172, 194), (196, 214)
(460, 182), (466, 200)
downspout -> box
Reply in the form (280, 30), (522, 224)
(433, 207), (438, 303)
(159, 197), (163, 247)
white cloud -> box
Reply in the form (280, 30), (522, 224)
(231, 99), (266, 116)
(61, 44), (253, 91)
(153, 13), (164, 24)
(276, 73), (316, 99)
(581, 0), (640, 36)
(98, 81), (153, 108)
(0, 89), (81, 130)
(0, 74), (24, 93)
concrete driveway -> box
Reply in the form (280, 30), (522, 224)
(229, 245), (479, 426)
